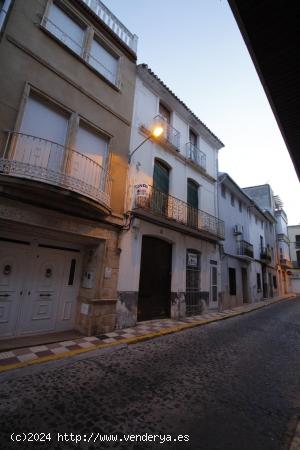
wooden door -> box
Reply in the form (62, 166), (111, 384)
(187, 179), (198, 228)
(138, 236), (172, 321)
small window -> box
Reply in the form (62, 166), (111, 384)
(273, 276), (277, 289)
(221, 184), (226, 198)
(159, 102), (171, 123)
(189, 129), (198, 147)
(89, 38), (119, 85)
(296, 235), (300, 248)
(229, 268), (236, 295)
(230, 193), (235, 207)
(45, 3), (85, 56)
(239, 200), (242, 212)
(68, 258), (76, 285)
(257, 273), (262, 292)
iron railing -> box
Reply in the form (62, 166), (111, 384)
(133, 185), (224, 239)
(186, 142), (206, 170)
(80, 0), (138, 53)
(154, 115), (181, 150)
(280, 257), (293, 268)
(260, 247), (272, 263)
(237, 240), (254, 258)
(0, 131), (112, 207)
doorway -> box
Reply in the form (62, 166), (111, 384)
(241, 267), (248, 303)
(0, 239), (81, 339)
(138, 236), (172, 321)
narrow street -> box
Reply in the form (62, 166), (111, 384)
(1, 298), (300, 450)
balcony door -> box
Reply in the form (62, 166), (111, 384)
(71, 124), (108, 191)
(17, 95), (69, 174)
(152, 159), (169, 215)
(187, 179), (198, 228)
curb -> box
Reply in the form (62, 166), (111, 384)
(0, 295), (295, 374)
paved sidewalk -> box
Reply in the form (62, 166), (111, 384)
(0, 294), (295, 373)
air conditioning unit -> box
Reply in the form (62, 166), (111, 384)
(233, 224), (243, 235)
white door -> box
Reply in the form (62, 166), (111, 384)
(56, 252), (81, 332)
(19, 250), (65, 335)
(0, 243), (29, 337)
(0, 241), (81, 338)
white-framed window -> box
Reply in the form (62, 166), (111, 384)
(88, 38), (119, 86)
(75, 121), (108, 169)
(0, 0), (12, 31)
(43, 2), (120, 87)
(45, 2), (85, 56)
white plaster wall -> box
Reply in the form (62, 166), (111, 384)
(117, 219), (220, 297)
(218, 187), (251, 256)
(288, 226), (300, 262)
(248, 212), (265, 260)
(128, 76), (218, 216)
(276, 213), (288, 235)
(248, 260), (264, 302)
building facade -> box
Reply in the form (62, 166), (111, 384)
(0, 0), (137, 340)
(116, 64), (224, 329)
(218, 174), (278, 309)
(288, 225), (300, 293)
(243, 185), (291, 296)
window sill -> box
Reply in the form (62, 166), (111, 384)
(40, 25), (121, 92)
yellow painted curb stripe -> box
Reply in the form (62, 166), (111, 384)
(0, 295), (295, 374)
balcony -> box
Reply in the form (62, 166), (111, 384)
(154, 115), (180, 150)
(237, 240), (254, 258)
(133, 185), (224, 240)
(186, 142), (206, 171)
(280, 257), (293, 268)
(80, 0), (138, 53)
(0, 131), (111, 209)
(260, 247), (272, 263)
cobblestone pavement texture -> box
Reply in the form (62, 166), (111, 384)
(1, 297), (300, 450)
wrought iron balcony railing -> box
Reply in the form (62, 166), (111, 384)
(0, 131), (112, 207)
(260, 247), (272, 263)
(80, 0), (138, 53)
(186, 142), (206, 170)
(153, 115), (181, 151)
(133, 185), (224, 239)
(237, 240), (254, 258)
(280, 257), (293, 268)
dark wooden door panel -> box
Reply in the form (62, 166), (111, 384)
(138, 236), (171, 321)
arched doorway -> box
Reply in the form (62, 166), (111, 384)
(138, 236), (172, 321)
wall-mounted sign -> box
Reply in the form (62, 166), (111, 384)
(135, 183), (149, 198)
(187, 253), (198, 267)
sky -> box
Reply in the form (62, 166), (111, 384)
(105, 0), (300, 225)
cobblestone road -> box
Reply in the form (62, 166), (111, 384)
(1, 298), (300, 450)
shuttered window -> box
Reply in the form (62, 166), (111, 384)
(89, 39), (118, 85)
(75, 124), (108, 168)
(45, 3), (85, 55)
(153, 160), (169, 194)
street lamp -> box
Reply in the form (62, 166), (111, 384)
(128, 125), (164, 163)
